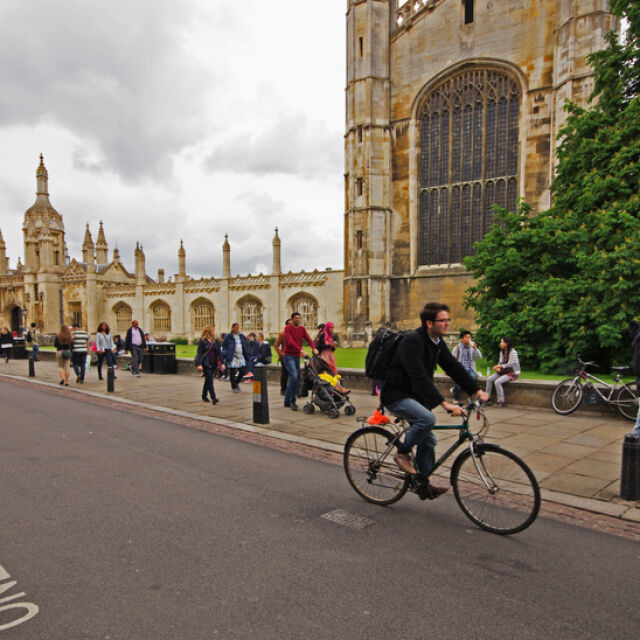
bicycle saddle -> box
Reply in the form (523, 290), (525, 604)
(611, 366), (629, 372)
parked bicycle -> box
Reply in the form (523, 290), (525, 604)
(343, 401), (540, 535)
(551, 357), (638, 420)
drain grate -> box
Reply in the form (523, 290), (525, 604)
(321, 509), (375, 530)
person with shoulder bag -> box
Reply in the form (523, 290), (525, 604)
(54, 324), (74, 386)
(195, 326), (224, 404)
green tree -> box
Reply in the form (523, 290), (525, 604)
(464, 0), (640, 373)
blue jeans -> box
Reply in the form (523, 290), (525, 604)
(452, 368), (478, 401)
(386, 397), (437, 476)
(283, 355), (300, 406)
(633, 402), (640, 437)
(30, 345), (40, 361)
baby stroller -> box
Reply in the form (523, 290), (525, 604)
(300, 356), (356, 418)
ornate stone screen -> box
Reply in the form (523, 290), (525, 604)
(114, 302), (132, 333)
(292, 296), (318, 329)
(191, 299), (214, 332)
(419, 68), (520, 266)
(152, 301), (172, 332)
(240, 299), (263, 332)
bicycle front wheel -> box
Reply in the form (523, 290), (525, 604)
(451, 444), (540, 535)
(551, 378), (584, 415)
(615, 386), (638, 421)
(343, 427), (409, 505)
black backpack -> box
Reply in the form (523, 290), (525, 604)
(364, 329), (413, 380)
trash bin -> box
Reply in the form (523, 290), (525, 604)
(150, 342), (177, 374)
(142, 349), (154, 374)
(11, 337), (27, 359)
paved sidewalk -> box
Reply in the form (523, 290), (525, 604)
(2, 357), (639, 522)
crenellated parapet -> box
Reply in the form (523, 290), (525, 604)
(184, 278), (221, 294)
(103, 284), (136, 298)
(280, 270), (330, 288)
(229, 275), (271, 290)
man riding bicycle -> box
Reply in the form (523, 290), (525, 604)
(382, 302), (489, 500)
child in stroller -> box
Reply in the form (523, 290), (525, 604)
(300, 356), (356, 418)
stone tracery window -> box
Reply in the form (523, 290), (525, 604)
(191, 299), (214, 332)
(151, 301), (171, 332)
(239, 298), (263, 332)
(114, 302), (132, 333)
(291, 295), (318, 329)
(419, 68), (520, 266)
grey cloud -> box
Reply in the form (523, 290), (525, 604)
(204, 111), (342, 179)
(0, 0), (221, 183)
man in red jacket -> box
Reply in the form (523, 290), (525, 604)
(282, 312), (318, 411)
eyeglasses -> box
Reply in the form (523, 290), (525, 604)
(434, 318), (452, 323)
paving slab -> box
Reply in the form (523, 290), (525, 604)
(2, 357), (639, 521)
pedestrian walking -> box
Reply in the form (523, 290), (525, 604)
(485, 336), (520, 408)
(255, 332), (272, 366)
(0, 326), (13, 363)
(316, 321), (339, 374)
(451, 330), (483, 403)
(274, 319), (291, 396)
(95, 321), (116, 381)
(282, 312), (318, 411)
(195, 326), (224, 404)
(54, 324), (74, 386)
(28, 322), (40, 361)
(71, 323), (90, 383)
(221, 323), (250, 392)
(125, 319), (147, 377)
(244, 332), (259, 382)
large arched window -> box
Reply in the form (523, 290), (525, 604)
(290, 294), (318, 329)
(190, 298), (214, 332)
(419, 67), (520, 265)
(113, 302), (133, 333)
(239, 297), (263, 333)
(151, 300), (171, 333)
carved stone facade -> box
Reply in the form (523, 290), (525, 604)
(344, 0), (618, 344)
(0, 158), (344, 341)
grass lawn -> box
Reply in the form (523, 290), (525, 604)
(40, 345), (612, 383)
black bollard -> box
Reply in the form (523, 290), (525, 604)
(620, 433), (640, 501)
(107, 367), (115, 393)
(252, 364), (269, 425)
(28, 358), (35, 377)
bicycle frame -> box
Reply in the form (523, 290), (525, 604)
(578, 370), (627, 404)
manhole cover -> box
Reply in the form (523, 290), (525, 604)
(321, 509), (375, 530)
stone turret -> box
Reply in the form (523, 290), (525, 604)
(82, 224), (95, 264)
(222, 234), (230, 279)
(95, 221), (109, 264)
(23, 155), (65, 273)
(135, 242), (147, 284)
(113, 246), (120, 263)
(177, 240), (186, 280)
(272, 227), (281, 275)
(0, 229), (7, 275)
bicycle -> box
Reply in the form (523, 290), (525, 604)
(551, 357), (638, 421)
(343, 401), (540, 535)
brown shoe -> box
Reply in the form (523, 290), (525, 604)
(394, 453), (417, 475)
(417, 482), (449, 501)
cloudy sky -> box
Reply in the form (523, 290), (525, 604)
(0, 0), (346, 279)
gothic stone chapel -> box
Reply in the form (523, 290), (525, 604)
(343, 0), (618, 344)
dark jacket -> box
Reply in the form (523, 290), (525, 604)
(381, 326), (479, 409)
(316, 332), (338, 352)
(0, 332), (13, 347)
(221, 331), (250, 364)
(195, 338), (222, 369)
(629, 321), (640, 387)
(124, 326), (146, 351)
(256, 341), (272, 365)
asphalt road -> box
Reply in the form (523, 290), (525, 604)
(1, 381), (639, 639)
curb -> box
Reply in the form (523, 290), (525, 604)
(2, 371), (638, 523)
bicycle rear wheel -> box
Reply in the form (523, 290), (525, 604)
(343, 427), (409, 505)
(551, 378), (584, 415)
(451, 444), (540, 535)
(615, 386), (638, 421)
